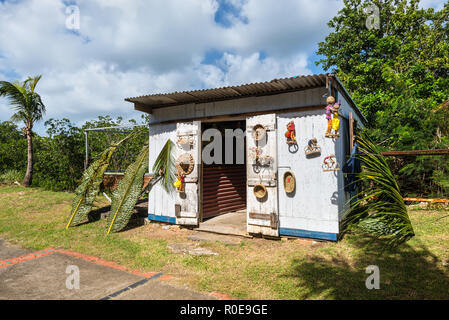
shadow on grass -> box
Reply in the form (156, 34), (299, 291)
(79, 199), (148, 232)
(283, 234), (449, 299)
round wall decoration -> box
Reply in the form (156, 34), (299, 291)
(253, 184), (267, 199)
(283, 171), (296, 193)
(252, 124), (266, 141)
(176, 153), (195, 176)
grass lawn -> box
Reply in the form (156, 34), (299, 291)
(0, 185), (448, 299)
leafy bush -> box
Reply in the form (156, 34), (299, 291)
(0, 116), (148, 192)
(0, 170), (23, 185)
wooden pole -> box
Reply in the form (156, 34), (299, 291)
(382, 149), (449, 156)
(84, 131), (89, 170)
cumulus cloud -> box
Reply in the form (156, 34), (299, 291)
(0, 0), (445, 134)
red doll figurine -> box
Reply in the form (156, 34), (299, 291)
(285, 121), (297, 144)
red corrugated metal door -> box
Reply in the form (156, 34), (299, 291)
(202, 165), (246, 219)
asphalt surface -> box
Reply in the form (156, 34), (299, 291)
(0, 239), (216, 300)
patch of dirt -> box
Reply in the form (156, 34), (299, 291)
(167, 242), (219, 256)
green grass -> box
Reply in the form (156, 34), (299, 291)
(1, 185), (448, 299)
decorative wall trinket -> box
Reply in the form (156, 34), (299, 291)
(174, 175), (185, 193)
(322, 154), (340, 172)
(283, 171), (296, 193)
(177, 136), (194, 148)
(325, 99), (341, 138)
(325, 96), (335, 137)
(250, 147), (272, 167)
(176, 153), (194, 176)
(252, 124), (267, 141)
(285, 121), (297, 145)
(304, 138), (321, 157)
(253, 184), (267, 199)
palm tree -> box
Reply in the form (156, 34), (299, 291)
(0, 75), (46, 186)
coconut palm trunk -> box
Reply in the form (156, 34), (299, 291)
(23, 128), (33, 186)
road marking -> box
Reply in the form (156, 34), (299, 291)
(0, 248), (56, 269)
(100, 272), (164, 300)
(56, 249), (158, 278)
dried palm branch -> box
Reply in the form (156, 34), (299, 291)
(66, 134), (132, 229)
(152, 139), (176, 193)
(106, 139), (176, 233)
(106, 144), (149, 234)
(341, 133), (415, 248)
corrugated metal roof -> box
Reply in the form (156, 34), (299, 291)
(125, 73), (368, 123)
(125, 74), (328, 109)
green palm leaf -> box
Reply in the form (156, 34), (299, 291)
(341, 133), (415, 248)
(152, 139), (176, 193)
(66, 135), (132, 229)
(107, 144), (149, 234)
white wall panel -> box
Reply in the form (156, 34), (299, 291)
(277, 110), (341, 234)
(148, 123), (177, 218)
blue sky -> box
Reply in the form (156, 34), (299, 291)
(0, 0), (445, 135)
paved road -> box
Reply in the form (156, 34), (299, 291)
(0, 239), (216, 300)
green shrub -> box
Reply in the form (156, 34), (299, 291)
(0, 170), (23, 185)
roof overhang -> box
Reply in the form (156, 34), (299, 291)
(125, 73), (367, 124)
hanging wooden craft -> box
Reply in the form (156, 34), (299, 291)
(252, 124), (267, 141)
(253, 184), (267, 199)
(177, 136), (194, 149)
(283, 171), (296, 193)
(176, 153), (194, 176)
(304, 138), (321, 157)
(322, 154), (340, 172)
(325, 98), (341, 139)
(285, 121), (297, 145)
(250, 146), (273, 168)
(173, 175), (185, 193)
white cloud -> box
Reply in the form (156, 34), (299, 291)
(0, 0), (444, 134)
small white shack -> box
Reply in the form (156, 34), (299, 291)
(126, 74), (366, 241)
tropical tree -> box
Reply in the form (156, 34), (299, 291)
(317, 0), (449, 197)
(0, 75), (46, 186)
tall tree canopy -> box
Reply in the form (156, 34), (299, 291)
(317, 0), (449, 196)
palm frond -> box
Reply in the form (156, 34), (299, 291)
(152, 139), (176, 193)
(341, 133), (415, 248)
(25, 75), (42, 93)
(0, 78), (45, 128)
(66, 134), (132, 228)
(106, 144), (149, 234)
(0, 81), (28, 112)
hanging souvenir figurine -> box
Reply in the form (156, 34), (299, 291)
(325, 96), (335, 137)
(325, 96), (341, 138)
(285, 121), (297, 144)
(304, 137), (321, 157)
(174, 175), (185, 193)
(331, 101), (341, 138)
(322, 154), (340, 172)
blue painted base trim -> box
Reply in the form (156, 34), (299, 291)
(279, 228), (338, 241)
(148, 214), (176, 224)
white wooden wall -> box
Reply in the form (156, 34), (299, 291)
(277, 110), (342, 235)
(148, 123), (177, 219)
(149, 87), (325, 124)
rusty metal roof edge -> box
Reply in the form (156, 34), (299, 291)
(124, 73), (328, 101)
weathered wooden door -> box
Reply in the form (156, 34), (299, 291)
(246, 114), (279, 237)
(175, 121), (201, 226)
